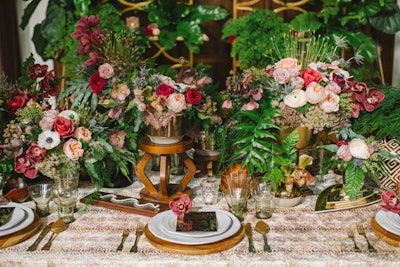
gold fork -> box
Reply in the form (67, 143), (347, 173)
(130, 223), (144, 253)
(357, 224), (377, 252)
(116, 229), (130, 251)
(347, 228), (361, 252)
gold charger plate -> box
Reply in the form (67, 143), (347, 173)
(371, 216), (400, 247)
(0, 213), (41, 249)
(145, 224), (244, 255)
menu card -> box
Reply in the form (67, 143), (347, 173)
(176, 211), (218, 232)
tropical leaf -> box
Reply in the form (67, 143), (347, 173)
(344, 161), (365, 200)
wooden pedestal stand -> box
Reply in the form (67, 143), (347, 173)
(136, 136), (196, 204)
(193, 153), (221, 178)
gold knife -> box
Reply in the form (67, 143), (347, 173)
(244, 223), (256, 253)
(27, 222), (54, 251)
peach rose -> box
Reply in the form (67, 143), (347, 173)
(283, 89), (307, 108)
(275, 57), (299, 70)
(320, 91), (340, 113)
(98, 63), (114, 79)
(348, 138), (371, 160)
(63, 139), (84, 160)
(74, 127), (92, 143)
(167, 93), (186, 113)
(305, 82), (326, 104)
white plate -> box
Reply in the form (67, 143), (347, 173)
(148, 209), (241, 245)
(163, 210), (233, 238)
(0, 203), (34, 237)
(375, 210), (400, 236)
(0, 207), (26, 231)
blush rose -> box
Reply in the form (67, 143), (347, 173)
(63, 139), (84, 160)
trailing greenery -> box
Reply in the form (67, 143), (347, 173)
(221, 9), (290, 68)
(352, 85), (400, 140)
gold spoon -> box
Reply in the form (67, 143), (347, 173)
(254, 221), (272, 252)
(41, 219), (66, 250)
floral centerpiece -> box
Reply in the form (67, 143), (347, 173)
(319, 128), (397, 200)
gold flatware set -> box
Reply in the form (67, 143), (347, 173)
(116, 224), (145, 252)
(27, 219), (66, 251)
(347, 224), (376, 253)
(244, 221), (272, 253)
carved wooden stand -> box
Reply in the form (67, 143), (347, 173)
(136, 136), (196, 204)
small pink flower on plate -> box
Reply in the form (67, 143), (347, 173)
(381, 191), (400, 213)
(169, 194), (192, 217)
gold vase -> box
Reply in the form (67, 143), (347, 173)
(147, 114), (185, 144)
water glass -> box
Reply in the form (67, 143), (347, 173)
(255, 195), (272, 219)
(54, 173), (79, 223)
(201, 177), (219, 205)
(224, 187), (248, 222)
(28, 183), (53, 217)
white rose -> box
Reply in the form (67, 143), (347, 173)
(305, 82), (326, 104)
(167, 93), (186, 113)
(283, 89), (307, 108)
(349, 138), (371, 159)
(320, 91), (340, 113)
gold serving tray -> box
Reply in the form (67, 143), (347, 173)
(315, 184), (381, 213)
(145, 224), (244, 255)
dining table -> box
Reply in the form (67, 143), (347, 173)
(1, 171), (400, 267)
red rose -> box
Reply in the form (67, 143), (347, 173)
(89, 72), (106, 94)
(363, 88), (384, 112)
(143, 27), (153, 36)
(26, 142), (46, 163)
(185, 88), (202, 105)
(156, 84), (174, 97)
(336, 140), (348, 147)
(228, 35), (237, 45)
(6, 95), (27, 114)
(301, 68), (322, 87)
(54, 116), (75, 138)
(15, 155), (38, 179)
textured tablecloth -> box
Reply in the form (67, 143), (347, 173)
(1, 174), (400, 267)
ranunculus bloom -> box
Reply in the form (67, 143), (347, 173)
(336, 145), (352, 161)
(242, 101), (259, 110)
(15, 155), (37, 179)
(63, 139), (84, 160)
(363, 88), (384, 112)
(169, 194), (192, 217)
(381, 191), (400, 213)
(38, 130), (61, 150)
(302, 68), (322, 87)
(185, 89), (202, 105)
(305, 82), (326, 104)
(98, 63), (114, 79)
(283, 89), (307, 108)
(111, 83), (130, 101)
(167, 93), (186, 113)
(58, 110), (80, 125)
(26, 142), (46, 163)
(89, 72), (106, 94)
(156, 84), (174, 97)
(320, 91), (340, 113)
(109, 130), (127, 148)
(74, 127), (92, 143)
(348, 138), (371, 160)
(222, 99), (233, 109)
(54, 117), (75, 138)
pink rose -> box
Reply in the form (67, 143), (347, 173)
(74, 127), (92, 143)
(283, 89), (307, 108)
(111, 83), (130, 101)
(15, 155), (38, 179)
(169, 194), (192, 217)
(156, 84), (174, 97)
(167, 93), (186, 113)
(275, 57), (299, 70)
(39, 116), (55, 131)
(273, 68), (290, 84)
(109, 130), (127, 148)
(242, 101), (259, 110)
(336, 145), (352, 161)
(222, 99), (233, 109)
(320, 91), (340, 113)
(381, 191), (400, 213)
(63, 139), (84, 160)
(98, 63), (114, 79)
(54, 117), (75, 138)
(348, 138), (370, 160)
(305, 82), (326, 104)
